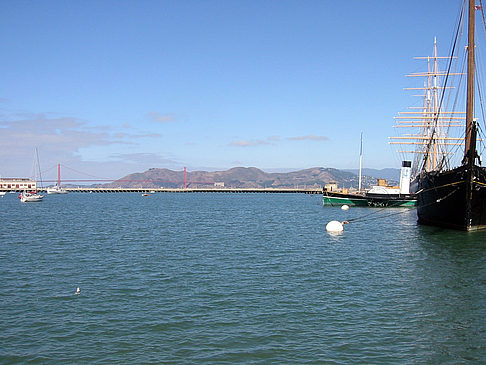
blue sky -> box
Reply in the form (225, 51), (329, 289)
(0, 0), (464, 180)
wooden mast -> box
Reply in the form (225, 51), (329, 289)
(465, 0), (475, 159)
(389, 39), (465, 172)
(464, 0), (477, 229)
(432, 37), (439, 171)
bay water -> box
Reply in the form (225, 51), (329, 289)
(0, 193), (485, 363)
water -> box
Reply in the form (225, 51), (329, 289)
(0, 193), (485, 364)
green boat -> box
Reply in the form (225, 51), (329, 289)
(324, 159), (417, 208)
(323, 191), (369, 207)
(323, 191), (416, 208)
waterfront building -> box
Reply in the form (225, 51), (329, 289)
(0, 178), (37, 191)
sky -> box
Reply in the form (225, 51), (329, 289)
(0, 0), (467, 181)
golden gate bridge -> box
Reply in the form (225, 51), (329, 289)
(41, 165), (199, 188)
(37, 164), (322, 194)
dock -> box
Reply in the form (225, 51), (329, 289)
(36, 187), (323, 194)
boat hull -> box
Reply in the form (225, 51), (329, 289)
(47, 187), (67, 194)
(365, 193), (417, 207)
(417, 165), (486, 231)
(20, 195), (44, 202)
(323, 191), (416, 207)
(323, 192), (369, 206)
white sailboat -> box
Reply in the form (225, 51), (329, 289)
(19, 191), (44, 202)
(19, 148), (44, 203)
(47, 164), (67, 194)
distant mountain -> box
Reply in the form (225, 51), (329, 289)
(102, 167), (370, 189)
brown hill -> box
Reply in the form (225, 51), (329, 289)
(102, 167), (360, 189)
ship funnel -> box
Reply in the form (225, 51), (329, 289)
(399, 161), (412, 194)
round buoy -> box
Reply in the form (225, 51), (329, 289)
(341, 204), (350, 210)
(326, 220), (344, 232)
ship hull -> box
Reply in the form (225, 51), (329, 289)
(323, 191), (416, 207)
(323, 192), (369, 207)
(417, 165), (486, 230)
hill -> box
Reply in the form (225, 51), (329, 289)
(102, 167), (394, 189)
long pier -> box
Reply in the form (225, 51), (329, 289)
(42, 187), (323, 194)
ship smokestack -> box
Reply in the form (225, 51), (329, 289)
(399, 161), (412, 194)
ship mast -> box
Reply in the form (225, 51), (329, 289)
(389, 39), (465, 173)
(465, 0), (476, 160)
(358, 132), (363, 193)
(431, 37), (440, 171)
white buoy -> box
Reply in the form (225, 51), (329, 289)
(75, 287), (80, 295)
(326, 220), (344, 232)
(341, 204), (350, 210)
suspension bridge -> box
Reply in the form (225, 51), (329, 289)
(17, 164), (323, 194)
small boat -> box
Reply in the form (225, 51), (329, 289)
(19, 191), (44, 202)
(323, 132), (416, 207)
(142, 193), (150, 196)
(0, 192), (6, 197)
(19, 148), (45, 202)
(323, 181), (416, 207)
(323, 162), (416, 207)
(47, 186), (67, 194)
(47, 164), (67, 194)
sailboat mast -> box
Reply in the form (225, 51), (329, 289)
(358, 132), (363, 192)
(34, 147), (43, 189)
(465, 0), (475, 157)
(57, 163), (61, 187)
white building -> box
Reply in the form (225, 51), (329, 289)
(0, 178), (37, 191)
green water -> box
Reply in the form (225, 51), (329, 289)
(0, 193), (485, 363)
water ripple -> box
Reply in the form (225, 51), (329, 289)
(0, 193), (485, 363)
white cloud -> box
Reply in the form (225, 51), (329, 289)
(287, 135), (329, 141)
(110, 152), (178, 165)
(229, 135), (281, 147)
(229, 139), (270, 147)
(147, 112), (176, 123)
(0, 114), (163, 177)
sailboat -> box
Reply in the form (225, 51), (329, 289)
(19, 191), (43, 202)
(19, 148), (44, 203)
(47, 164), (68, 194)
(392, 0), (486, 230)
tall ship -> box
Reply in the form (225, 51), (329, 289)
(391, 0), (486, 230)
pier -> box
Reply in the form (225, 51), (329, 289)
(37, 187), (323, 194)
(1, 166), (324, 195)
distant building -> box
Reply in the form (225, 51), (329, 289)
(214, 182), (225, 187)
(324, 181), (338, 192)
(0, 178), (37, 191)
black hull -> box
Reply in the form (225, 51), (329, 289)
(364, 193), (416, 207)
(323, 191), (416, 207)
(417, 165), (486, 231)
